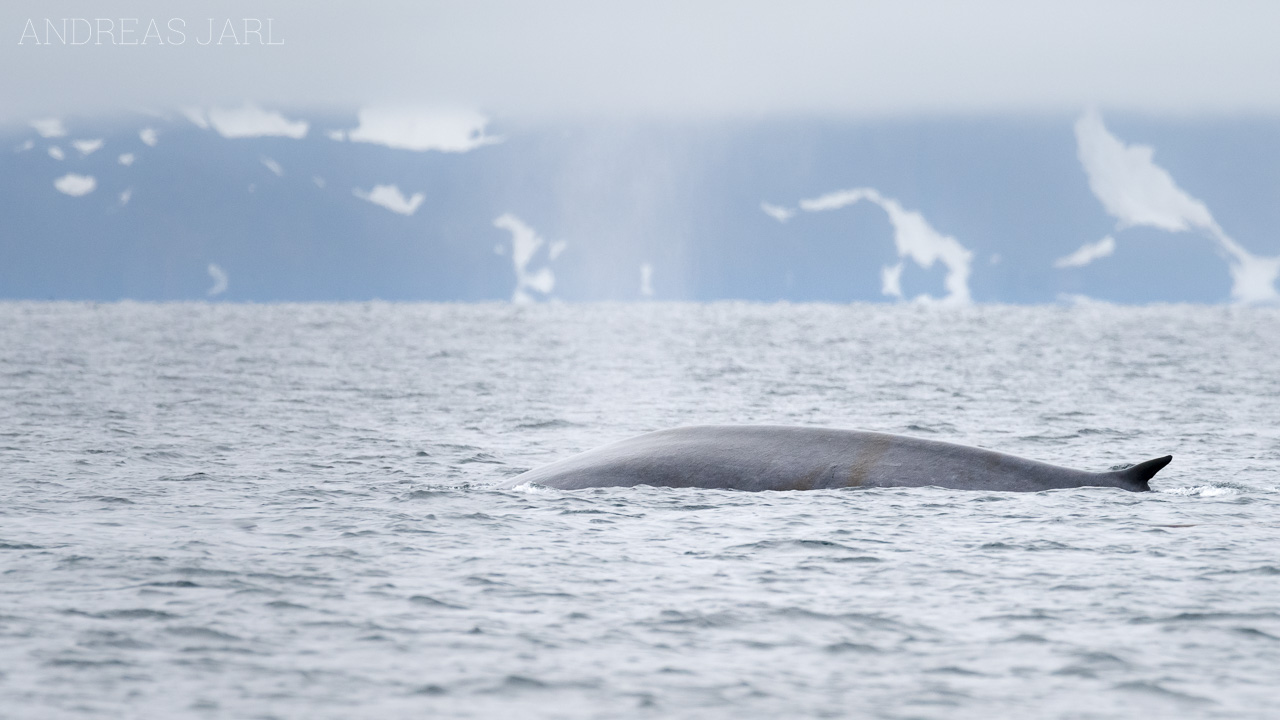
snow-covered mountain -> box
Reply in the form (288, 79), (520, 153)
(4, 105), (1278, 303)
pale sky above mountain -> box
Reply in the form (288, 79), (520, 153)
(4, 1), (1280, 124)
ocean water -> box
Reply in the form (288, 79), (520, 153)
(2, 301), (1278, 719)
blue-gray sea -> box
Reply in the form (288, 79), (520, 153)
(2, 302), (1278, 719)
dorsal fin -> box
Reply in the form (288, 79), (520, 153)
(1120, 455), (1172, 491)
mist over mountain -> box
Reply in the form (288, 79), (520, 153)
(4, 108), (1278, 304)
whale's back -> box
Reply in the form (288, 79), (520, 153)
(497, 426), (1171, 493)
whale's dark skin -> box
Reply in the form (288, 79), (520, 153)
(497, 426), (1172, 492)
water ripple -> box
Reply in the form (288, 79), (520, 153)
(3, 302), (1280, 718)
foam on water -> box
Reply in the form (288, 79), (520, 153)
(504, 481), (557, 494)
(1157, 485), (1240, 497)
(1, 302), (1278, 719)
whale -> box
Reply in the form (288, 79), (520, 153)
(497, 426), (1172, 492)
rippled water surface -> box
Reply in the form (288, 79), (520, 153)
(3, 302), (1279, 719)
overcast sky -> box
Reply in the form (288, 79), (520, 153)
(4, 0), (1280, 124)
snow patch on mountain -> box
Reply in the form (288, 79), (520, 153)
(760, 202), (795, 223)
(54, 173), (96, 197)
(881, 263), (904, 297)
(494, 213), (562, 303)
(1055, 235), (1116, 268)
(800, 188), (973, 305)
(1076, 109), (1279, 304)
(72, 139), (104, 156)
(207, 264), (228, 296)
(207, 104), (308, 139)
(30, 118), (66, 138)
(346, 107), (501, 153)
(181, 107), (210, 129)
(352, 184), (424, 215)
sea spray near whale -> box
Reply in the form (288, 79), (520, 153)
(498, 426), (1172, 492)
